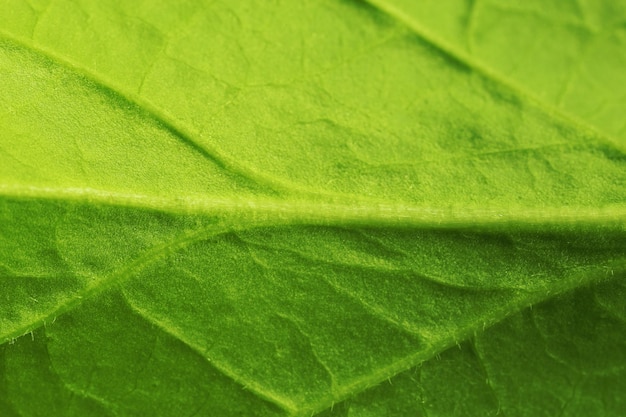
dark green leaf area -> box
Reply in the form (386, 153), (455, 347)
(122, 226), (624, 413)
(0, 198), (218, 345)
(1, 293), (284, 417)
(2, 193), (624, 416)
(328, 344), (500, 417)
(475, 276), (626, 417)
(331, 275), (626, 417)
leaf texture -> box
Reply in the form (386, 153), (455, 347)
(0, 0), (625, 416)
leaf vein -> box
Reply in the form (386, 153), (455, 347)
(359, 0), (626, 155)
(0, 31), (297, 195)
(0, 224), (227, 344)
(121, 298), (300, 415)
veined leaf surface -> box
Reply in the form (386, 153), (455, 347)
(0, 1), (624, 416)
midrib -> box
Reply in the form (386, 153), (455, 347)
(1, 184), (625, 230)
(1, 28), (625, 233)
(2, 183), (624, 415)
(1, 11), (625, 414)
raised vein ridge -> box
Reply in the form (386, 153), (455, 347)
(294, 263), (625, 416)
(360, 0), (626, 155)
(124, 300), (300, 415)
(0, 31), (302, 195)
(1, 184), (624, 230)
(0, 223), (228, 345)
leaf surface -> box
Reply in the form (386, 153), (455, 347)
(0, 0), (624, 416)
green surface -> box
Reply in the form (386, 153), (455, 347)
(0, 0), (624, 416)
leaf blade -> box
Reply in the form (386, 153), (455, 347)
(1, 0), (625, 416)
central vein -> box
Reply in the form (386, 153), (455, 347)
(1, 184), (624, 230)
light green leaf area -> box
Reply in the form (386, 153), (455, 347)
(0, 1), (624, 416)
(374, 0), (626, 143)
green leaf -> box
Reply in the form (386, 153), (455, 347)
(0, 1), (624, 416)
